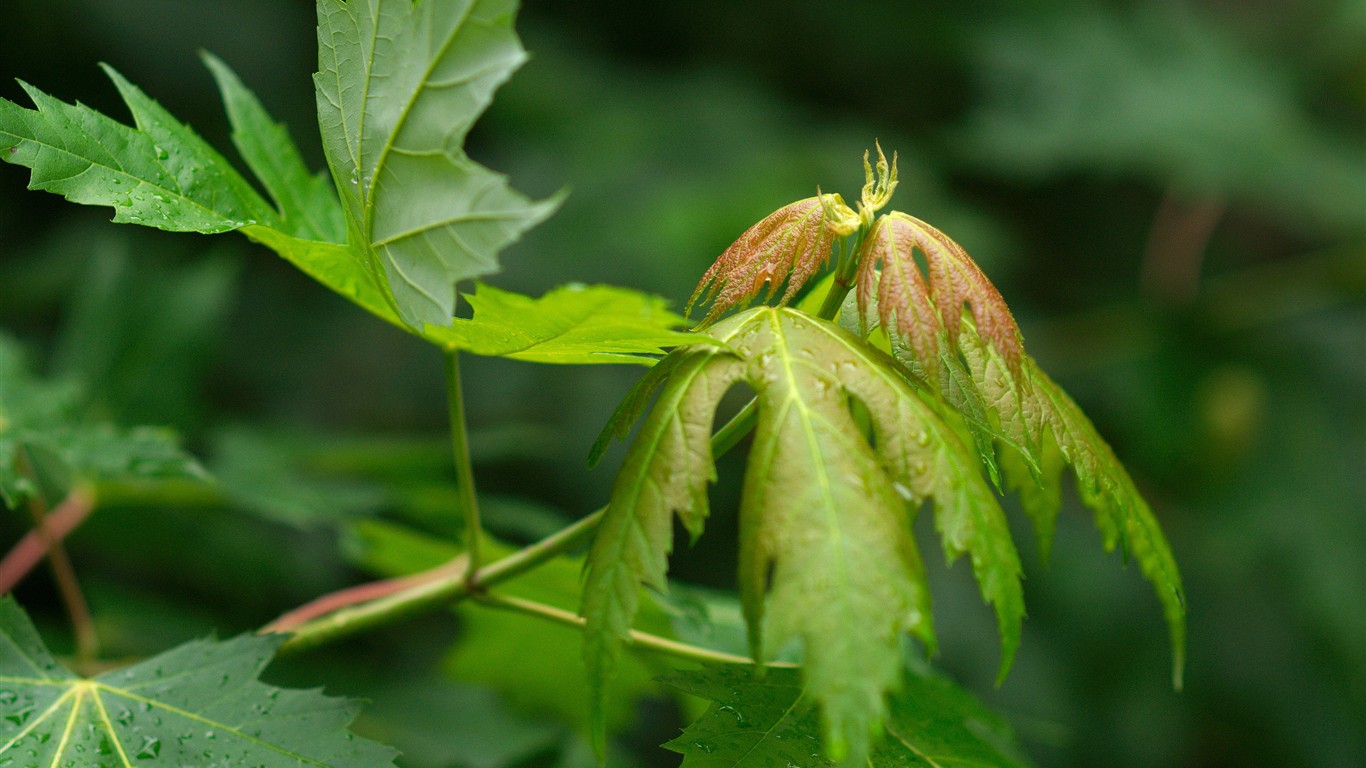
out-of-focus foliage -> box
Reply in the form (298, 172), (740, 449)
(0, 333), (204, 507)
(661, 662), (1033, 768)
(1, 1), (1361, 767)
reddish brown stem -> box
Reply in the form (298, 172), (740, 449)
(0, 486), (96, 593)
(10, 451), (99, 662)
(261, 556), (467, 634)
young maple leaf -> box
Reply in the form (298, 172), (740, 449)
(582, 307), (1022, 765)
(687, 194), (854, 325)
(856, 211), (1023, 375)
(856, 212), (1186, 687)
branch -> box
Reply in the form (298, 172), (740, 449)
(0, 486), (95, 593)
(273, 509), (604, 655)
(12, 452), (98, 663)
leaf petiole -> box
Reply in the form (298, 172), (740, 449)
(815, 228), (869, 320)
(475, 592), (793, 669)
(444, 349), (482, 586)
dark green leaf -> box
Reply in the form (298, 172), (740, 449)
(210, 427), (390, 529)
(660, 663), (1034, 768)
(0, 595), (398, 766)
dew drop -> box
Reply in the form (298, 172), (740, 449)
(717, 704), (749, 727)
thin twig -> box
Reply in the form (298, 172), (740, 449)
(13, 452), (99, 663)
(0, 486), (95, 593)
(444, 350), (482, 587)
(261, 557), (466, 634)
(273, 510), (604, 655)
(475, 591), (795, 668)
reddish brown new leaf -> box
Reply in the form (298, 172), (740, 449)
(905, 213), (1023, 371)
(857, 212), (1024, 374)
(687, 196), (839, 324)
(856, 214), (941, 367)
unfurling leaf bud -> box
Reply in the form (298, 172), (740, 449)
(858, 140), (898, 225)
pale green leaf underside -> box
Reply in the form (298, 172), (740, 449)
(315, 0), (560, 329)
(660, 663), (1033, 768)
(0, 596), (397, 767)
(423, 282), (701, 364)
(955, 319), (1186, 685)
(583, 307), (1022, 765)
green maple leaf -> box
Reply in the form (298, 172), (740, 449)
(0, 51), (384, 323)
(0, 596), (397, 766)
(582, 306), (1023, 764)
(0, 31), (692, 362)
(423, 282), (700, 364)
(315, 0), (561, 329)
(660, 663), (1033, 768)
(0, 0), (558, 333)
(0, 335), (202, 508)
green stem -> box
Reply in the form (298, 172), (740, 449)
(275, 381), (765, 655)
(475, 592), (794, 668)
(710, 398), (759, 457)
(815, 229), (869, 320)
(444, 350), (481, 585)
(276, 509), (604, 655)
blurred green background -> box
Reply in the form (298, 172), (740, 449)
(1, 1), (1362, 766)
